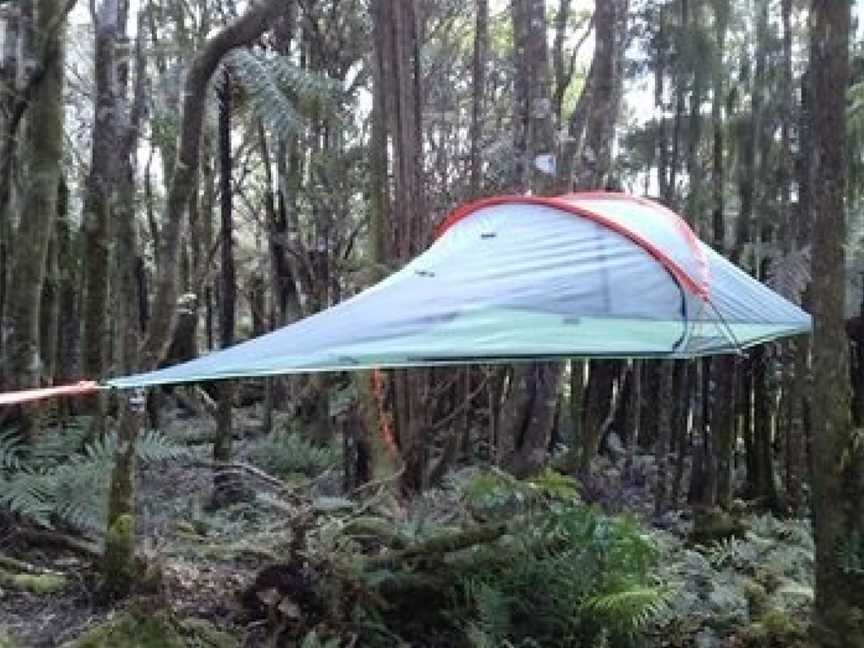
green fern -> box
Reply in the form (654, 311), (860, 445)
(0, 427), (189, 532)
(465, 579), (513, 644)
(0, 428), (24, 471)
(455, 503), (666, 646)
(581, 584), (673, 639)
(249, 430), (340, 479)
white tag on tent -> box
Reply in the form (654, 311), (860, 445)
(534, 153), (556, 176)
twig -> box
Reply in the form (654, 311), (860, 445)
(192, 459), (335, 495)
(193, 459), (288, 489)
(351, 465), (405, 497)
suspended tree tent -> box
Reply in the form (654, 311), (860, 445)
(102, 192), (810, 390)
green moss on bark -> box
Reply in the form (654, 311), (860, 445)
(0, 627), (20, 648)
(102, 513), (137, 598)
(70, 609), (237, 648)
(0, 568), (67, 593)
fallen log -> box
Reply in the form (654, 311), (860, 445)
(363, 522), (508, 571)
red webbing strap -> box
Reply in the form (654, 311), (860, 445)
(0, 381), (103, 407)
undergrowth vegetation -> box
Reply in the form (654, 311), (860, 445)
(248, 429), (341, 479)
(0, 416), (819, 648)
(0, 418), (188, 532)
(254, 468), (674, 647)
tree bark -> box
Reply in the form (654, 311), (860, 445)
(5, 0), (66, 442)
(103, 0), (287, 598)
(371, 0), (429, 493)
(469, 0), (488, 195)
(809, 2), (864, 644)
(80, 0), (118, 436)
(212, 70), (239, 508)
(498, 0), (564, 478)
(102, 6), (145, 599)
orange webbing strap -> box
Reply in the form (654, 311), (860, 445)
(371, 369), (399, 456)
(0, 381), (103, 407)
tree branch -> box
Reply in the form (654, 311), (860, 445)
(140, 0), (290, 372)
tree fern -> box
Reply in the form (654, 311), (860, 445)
(226, 50), (341, 139)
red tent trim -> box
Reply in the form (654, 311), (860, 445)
(435, 192), (710, 298)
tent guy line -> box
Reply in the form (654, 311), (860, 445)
(0, 192), (812, 405)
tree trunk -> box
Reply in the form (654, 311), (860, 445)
(711, 0), (734, 506)
(5, 0), (66, 442)
(81, 0), (118, 437)
(469, 0), (488, 195)
(370, 0), (429, 493)
(38, 187), (61, 386)
(579, 360), (615, 475)
(55, 176), (80, 413)
(103, 0), (287, 599)
(654, 360), (673, 517)
(752, 345), (779, 509)
(569, 360), (585, 451)
(102, 8), (145, 598)
(498, 0), (562, 478)
(0, 6), (18, 376)
(212, 70), (240, 508)
(809, 2), (864, 644)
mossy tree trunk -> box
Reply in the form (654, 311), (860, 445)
(103, 0), (287, 598)
(0, 6), (18, 377)
(809, 1), (864, 644)
(38, 180), (62, 386)
(55, 176), (81, 418)
(103, 3), (146, 599)
(80, 0), (118, 438)
(5, 0), (67, 442)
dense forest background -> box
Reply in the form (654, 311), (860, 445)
(0, 0), (862, 646)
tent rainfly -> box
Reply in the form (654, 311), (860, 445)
(108, 192), (811, 389)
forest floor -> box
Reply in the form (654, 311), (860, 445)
(0, 403), (816, 648)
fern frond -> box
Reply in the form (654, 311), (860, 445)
(581, 584), (673, 638)
(249, 430), (340, 478)
(134, 430), (192, 463)
(0, 428), (24, 472)
(0, 429), (189, 532)
(472, 581), (512, 642)
(226, 50), (339, 138)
